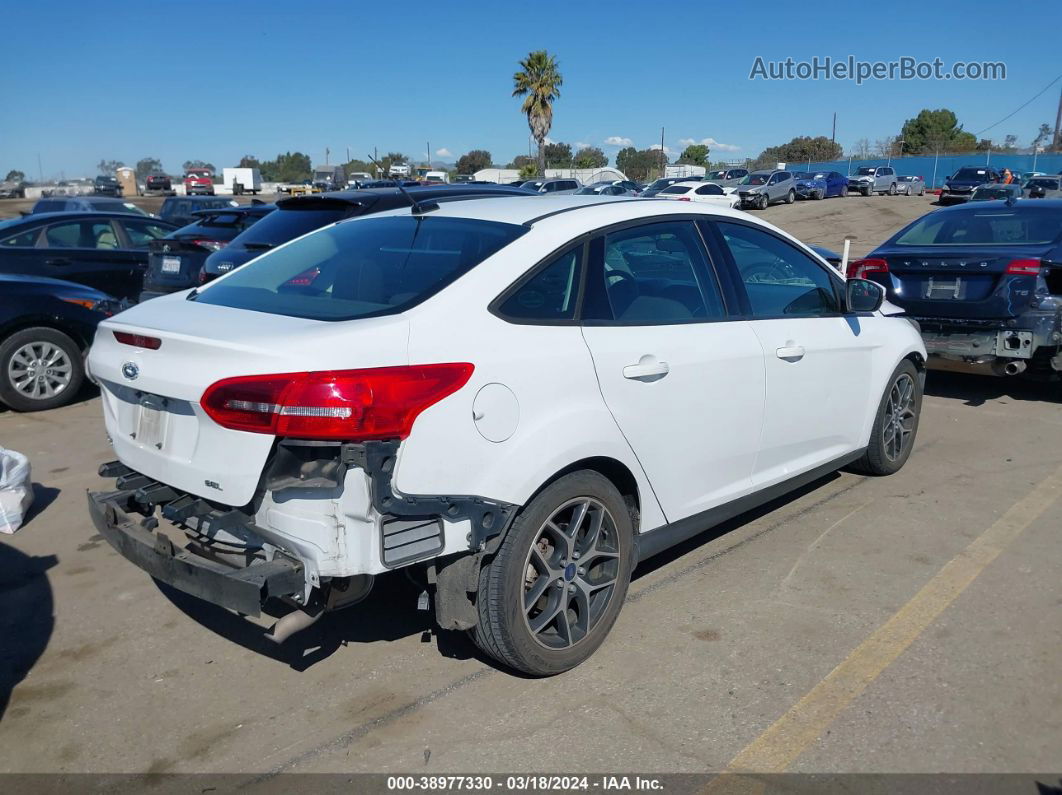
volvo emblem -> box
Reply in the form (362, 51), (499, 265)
(121, 362), (139, 380)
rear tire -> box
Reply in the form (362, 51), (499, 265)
(851, 360), (922, 476)
(840, 184), (848, 197)
(0, 327), (85, 412)
(471, 471), (634, 676)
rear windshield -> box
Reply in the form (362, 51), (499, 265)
(893, 207), (1062, 247)
(659, 185), (692, 194)
(32, 199), (67, 213)
(233, 207), (350, 247)
(192, 215), (527, 321)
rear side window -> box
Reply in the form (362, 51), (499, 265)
(0, 226), (42, 247)
(497, 247), (582, 322)
(583, 221), (724, 324)
(45, 221), (119, 249)
(193, 216), (526, 321)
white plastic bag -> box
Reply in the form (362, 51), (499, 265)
(0, 446), (34, 534)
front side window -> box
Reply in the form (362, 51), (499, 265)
(193, 215), (526, 321)
(44, 221), (118, 249)
(583, 221), (724, 324)
(497, 247), (582, 322)
(717, 221), (840, 318)
(0, 226), (42, 247)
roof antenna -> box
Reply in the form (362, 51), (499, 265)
(366, 154), (437, 215)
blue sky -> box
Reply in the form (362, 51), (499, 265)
(4, 0), (1061, 179)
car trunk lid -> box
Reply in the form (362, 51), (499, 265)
(88, 296), (410, 506)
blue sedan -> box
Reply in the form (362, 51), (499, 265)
(793, 170), (849, 199)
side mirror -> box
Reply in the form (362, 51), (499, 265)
(846, 278), (884, 313)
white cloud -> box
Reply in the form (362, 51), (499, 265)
(575, 141), (591, 150)
(435, 148), (452, 158)
(544, 136), (556, 145)
(648, 143), (673, 155)
(678, 137), (741, 152)
(604, 136), (633, 147)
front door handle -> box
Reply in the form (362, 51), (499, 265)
(623, 360), (670, 380)
(776, 345), (806, 361)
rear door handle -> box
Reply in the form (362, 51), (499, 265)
(776, 345), (805, 361)
(623, 361), (670, 380)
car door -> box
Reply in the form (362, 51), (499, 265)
(709, 219), (875, 486)
(579, 219), (766, 522)
(38, 218), (141, 299)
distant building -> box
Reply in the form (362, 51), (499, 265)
(473, 167), (629, 184)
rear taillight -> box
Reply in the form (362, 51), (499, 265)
(192, 239), (227, 251)
(282, 266), (321, 287)
(676, 197), (691, 201)
(114, 331), (161, 349)
(1005, 259), (1041, 275)
(201, 364), (474, 440)
(847, 258), (889, 279)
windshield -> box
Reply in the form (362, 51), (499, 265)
(706, 171), (727, 179)
(856, 167), (876, 176)
(740, 174), (769, 186)
(193, 215), (527, 321)
(233, 207), (351, 247)
(893, 206), (1061, 246)
(645, 179), (673, 191)
(952, 168), (990, 181)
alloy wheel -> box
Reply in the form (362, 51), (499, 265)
(521, 498), (621, 650)
(7, 341), (73, 401)
(882, 373), (917, 462)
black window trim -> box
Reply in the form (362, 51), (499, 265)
(703, 217), (849, 321)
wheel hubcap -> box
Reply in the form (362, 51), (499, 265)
(522, 498), (620, 650)
(882, 373), (916, 462)
(7, 341), (72, 400)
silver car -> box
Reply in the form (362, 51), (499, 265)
(574, 180), (638, 196)
(848, 166), (898, 196)
(735, 170), (797, 209)
(896, 175), (925, 196)
(704, 167), (750, 190)
(519, 178), (581, 194)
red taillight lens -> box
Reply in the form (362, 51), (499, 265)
(1005, 258), (1041, 275)
(192, 239), (227, 252)
(282, 266), (321, 287)
(676, 196), (691, 201)
(201, 364), (474, 440)
(847, 258), (889, 279)
(113, 331), (161, 349)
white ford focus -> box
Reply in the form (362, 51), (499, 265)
(87, 195), (926, 675)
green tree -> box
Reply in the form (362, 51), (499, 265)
(258, 152), (311, 182)
(677, 144), (710, 167)
(898, 109), (977, 153)
(456, 149), (493, 174)
(238, 155), (261, 169)
(182, 159), (215, 174)
(134, 157), (164, 181)
(1032, 123), (1053, 150)
(543, 142), (573, 168)
(4, 169), (25, 183)
(512, 50), (563, 177)
(342, 158), (373, 177)
(615, 147), (665, 181)
(518, 162), (539, 180)
(97, 159), (125, 175)
(507, 154), (535, 170)
(752, 136), (843, 169)
(573, 146), (607, 169)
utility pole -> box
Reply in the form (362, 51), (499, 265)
(831, 112), (836, 145)
(37, 152), (43, 183)
(346, 146), (350, 164)
(426, 141), (430, 168)
(325, 147), (330, 166)
(1053, 84), (1062, 151)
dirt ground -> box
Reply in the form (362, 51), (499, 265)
(1, 193), (1059, 783)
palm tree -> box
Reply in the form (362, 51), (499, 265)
(513, 50), (563, 177)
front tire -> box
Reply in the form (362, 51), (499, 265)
(851, 360), (922, 476)
(471, 471), (634, 676)
(840, 184), (848, 197)
(0, 327), (85, 412)
(786, 189), (795, 204)
(888, 182), (897, 195)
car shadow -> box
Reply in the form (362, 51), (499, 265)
(0, 544), (57, 719)
(924, 370), (1059, 407)
(158, 471), (852, 674)
(0, 381), (98, 415)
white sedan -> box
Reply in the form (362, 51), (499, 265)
(656, 180), (740, 208)
(87, 195), (926, 676)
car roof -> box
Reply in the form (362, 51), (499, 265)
(368, 194), (757, 230)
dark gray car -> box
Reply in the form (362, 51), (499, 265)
(735, 170), (797, 209)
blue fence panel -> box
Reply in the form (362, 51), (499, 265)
(794, 153), (1062, 188)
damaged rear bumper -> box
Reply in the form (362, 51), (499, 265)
(916, 313), (1062, 374)
(87, 482), (304, 616)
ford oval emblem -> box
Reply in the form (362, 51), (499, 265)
(121, 362), (139, 381)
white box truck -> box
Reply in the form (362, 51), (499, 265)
(222, 167), (262, 195)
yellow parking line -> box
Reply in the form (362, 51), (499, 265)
(716, 462), (1062, 781)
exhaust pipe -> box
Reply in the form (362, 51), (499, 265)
(1003, 360), (1027, 376)
(266, 604), (325, 644)
(264, 575), (374, 644)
